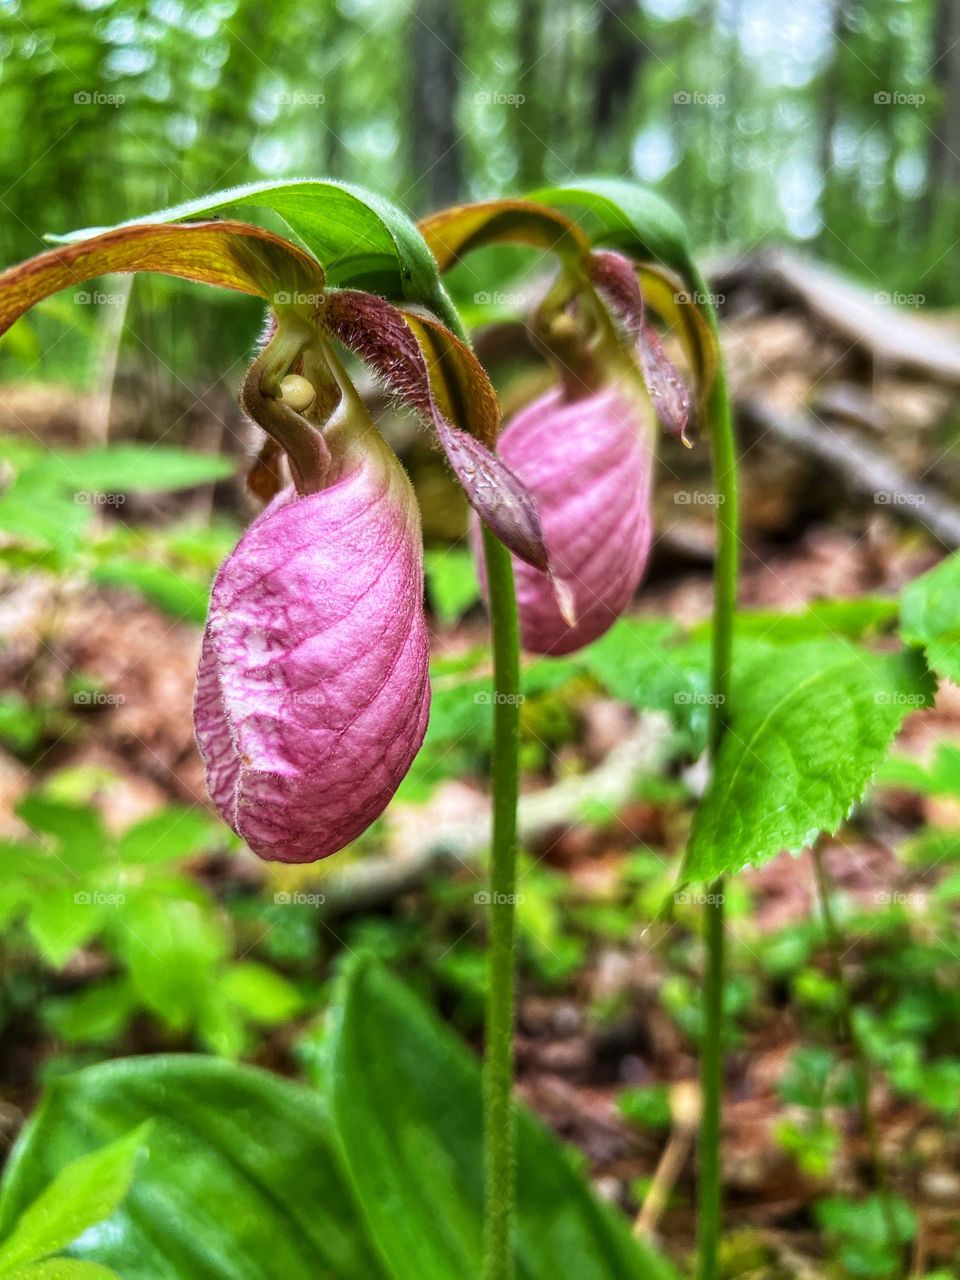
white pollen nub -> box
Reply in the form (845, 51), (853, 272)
(279, 374), (317, 412)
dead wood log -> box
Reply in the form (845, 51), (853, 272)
(741, 397), (960, 549)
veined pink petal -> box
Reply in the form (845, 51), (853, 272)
(194, 417), (430, 863)
(476, 382), (654, 656)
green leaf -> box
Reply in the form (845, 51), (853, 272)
(45, 446), (233, 493)
(116, 895), (228, 1030)
(117, 807), (218, 867)
(329, 957), (678, 1280)
(218, 962), (303, 1024)
(26, 891), (108, 971)
(901, 550), (960, 682)
(0, 1058), (387, 1280)
(529, 178), (695, 284)
(0, 221), (325, 338)
(90, 560), (210, 623)
(44, 980), (137, 1047)
(3, 1258), (122, 1279)
(692, 596), (900, 644)
(54, 181), (454, 319)
(424, 548), (481, 625)
(0, 1125), (148, 1273)
(682, 641), (935, 883)
(15, 799), (108, 867)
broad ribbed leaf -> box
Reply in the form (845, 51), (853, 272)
(0, 222), (324, 336)
(0, 1058), (388, 1280)
(329, 958), (678, 1280)
(52, 180), (453, 319)
(900, 551), (960, 683)
(682, 641), (935, 883)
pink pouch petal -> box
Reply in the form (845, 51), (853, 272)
(194, 417), (430, 863)
(475, 382), (654, 656)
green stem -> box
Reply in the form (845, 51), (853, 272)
(696, 274), (740, 1280)
(481, 525), (522, 1280)
(810, 841), (902, 1265)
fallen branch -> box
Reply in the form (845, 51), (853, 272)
(312, 711), (674, 917)
(742, 397), (960, 548)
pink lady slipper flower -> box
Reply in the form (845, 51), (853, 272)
(475, 250), (690, 657)
(195, 295), (552, 863)
(0, 214), (552, 864)
(195, 384), (431, 863)
(490, 378), (655, 656)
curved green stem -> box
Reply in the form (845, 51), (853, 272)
(481, 526), (522, 1280)
(696, 274), (740, 1280)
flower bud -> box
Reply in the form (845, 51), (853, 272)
(479, 382), (654, 655)
(195, 414), (429, 862)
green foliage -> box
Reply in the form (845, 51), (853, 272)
(1, 782), (302, 1057)
(682, 641), (934, 883)
(327, 958), (677, 1280)
(59, 181), (455, 320)
(0, 1126), (146, 1277)
(901, 550), (960, 683)
(0, 965), (678, 1280)
(815, 1194), (916, 1277)
(0, 1058), (387, 1280)
(424, 547), (481, 625)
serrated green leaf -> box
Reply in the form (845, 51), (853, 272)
(0, 1058), (387, 1280)
(329, 957), (678, 1280)
(0, 1125), (148, 1274)
(54, 180), (454, 320)
(901, 550), (960, 682)
(682, 641), (935, 883)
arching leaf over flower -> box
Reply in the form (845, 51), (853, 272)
(0, 221), (326, 336)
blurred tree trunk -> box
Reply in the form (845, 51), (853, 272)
(926, 0), (960, 228)
(515, 0), (544, 186)
(593, 0), (645, 143)
(409, 0), (464, 212)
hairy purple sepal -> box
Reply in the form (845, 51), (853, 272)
(194, 413), (430, 863)
(475, 382), (654, 655)
(589, 249), (691, 444)
(323, 288), (551, 571)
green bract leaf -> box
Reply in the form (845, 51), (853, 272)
(52, 180), (453, 319)
(0, 1125), (148, 1274)
(681, 641), (935, 883)
(901, 550), (960, 682)
(528, 178), (695, 285)
(0, 221), (325, 337)
(418, 198), (590, 272)
(0, 1058), (388, 1280)
(329, 957), (678, 1280)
